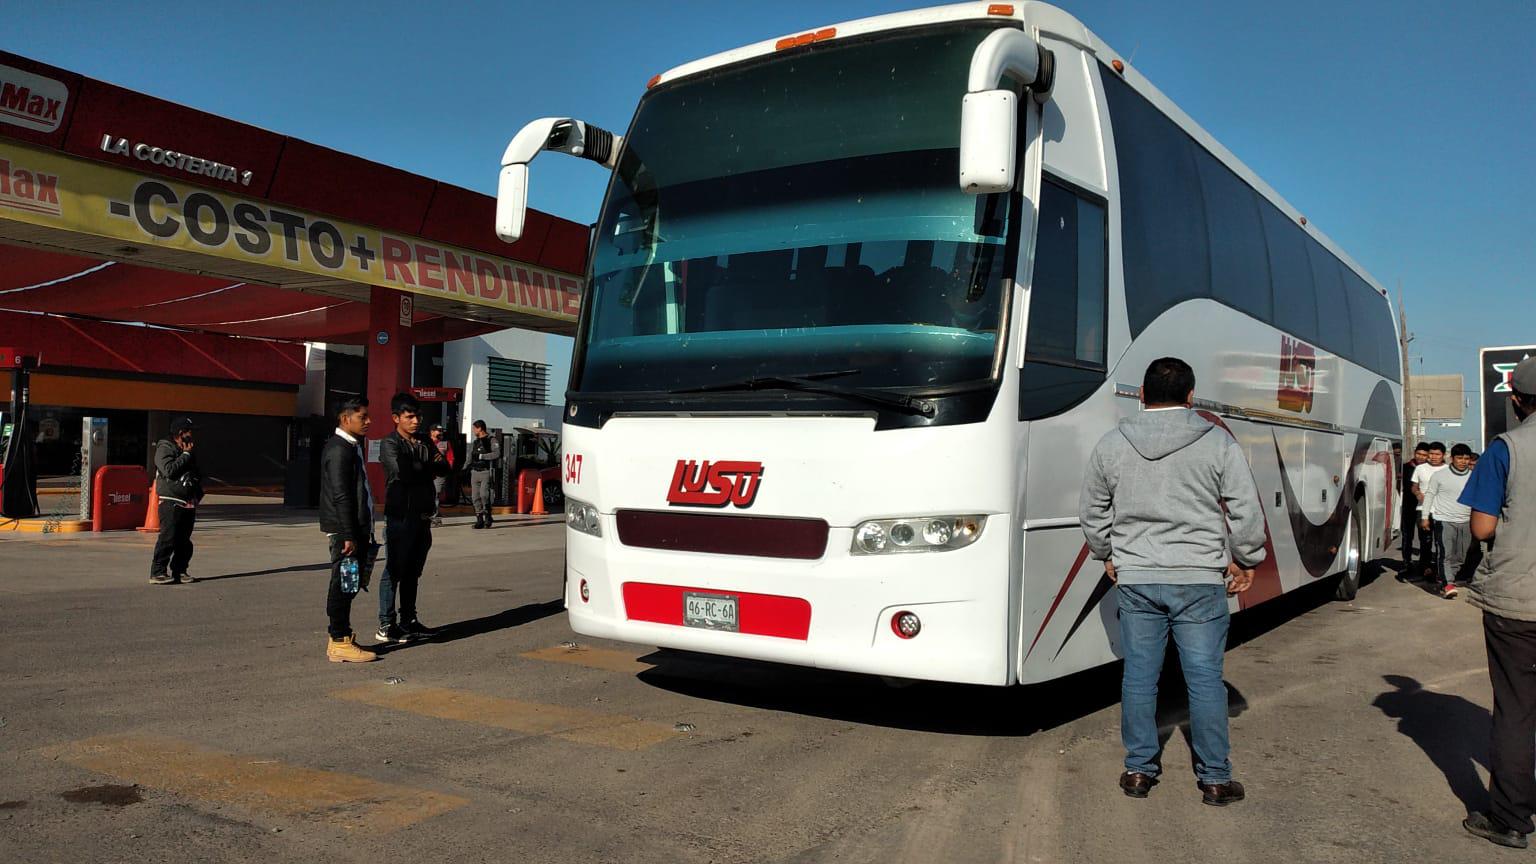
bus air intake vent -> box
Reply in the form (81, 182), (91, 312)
(616, 510), (829, 560)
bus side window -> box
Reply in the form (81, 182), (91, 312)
(1020, 178), (1108, 420)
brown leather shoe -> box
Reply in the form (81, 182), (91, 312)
(1119, 771), (1156, 798)
(1198, 780), (1245, 806)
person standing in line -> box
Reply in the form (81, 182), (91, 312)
(467, 420), (501, 529)
(1421, 443), (1475, 599)
(377, 393), (450, 643)
(1460, 357), (1536, 849)
(1412, 442), (1449, 579)
(1459, 450), (1487, 583)
(149, 417), (204, 585)
(1398, 442), (1431, 581)
(318, 397), (378, 663)
(428, 424), (455, 527)
(1080, 357), (1266, 807)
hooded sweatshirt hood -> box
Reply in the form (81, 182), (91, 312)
(1117, 408), (1215, 461)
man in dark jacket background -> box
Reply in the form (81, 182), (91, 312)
(318, 397), (378, 663)
(149, 417), (203, 585)
(1399, 442), (1431, 580)
(377, 392), (449, 642)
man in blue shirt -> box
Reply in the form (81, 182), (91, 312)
(1460, 357), (1536, 848)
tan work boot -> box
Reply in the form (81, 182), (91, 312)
(327, 634), (378, 663)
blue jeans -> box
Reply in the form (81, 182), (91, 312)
(1118, 583), (1232, 784)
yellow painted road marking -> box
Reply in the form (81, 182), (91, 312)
(44, 733), (466, 831)
(333, 682), (677, 751)
(520, 644), (655, 674)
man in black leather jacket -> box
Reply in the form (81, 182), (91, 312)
(318, 397), (378, 663)
(376, 392), (450, 643)
(149, 417), (203, 585)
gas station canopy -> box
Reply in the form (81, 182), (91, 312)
(0, 51), (591, 344)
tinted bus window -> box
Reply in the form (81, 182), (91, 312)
(1102, 70), (1209, 336)
(1028, 180), (1107, 368)
(1308, 241), (1352, 358)
(1196, 148), (1271, 321)
(1260, 202), (1318, 345)
(1345, 271), (1400, 380)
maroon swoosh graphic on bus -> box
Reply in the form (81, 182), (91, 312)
(1195, 411), (1284, 608)
(1024, 543), (1091, 662)
(1037, 378), (1400, 664)
(1274, 434), (1373, 579)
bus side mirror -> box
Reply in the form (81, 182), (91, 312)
(958, 90), (1017, 194)
(496, 117), (622, 244)
(495, 163), (531, 244)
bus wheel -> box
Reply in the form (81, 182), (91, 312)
(1334, 501), (1366, 601)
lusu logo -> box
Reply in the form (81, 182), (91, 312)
(1278, 335), (1317, 414)
(667, 460), (764, 508)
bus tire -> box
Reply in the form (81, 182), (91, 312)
(1334, 500), (1367, 601)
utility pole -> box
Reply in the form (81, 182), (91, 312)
(1398, 284), (1414, 447)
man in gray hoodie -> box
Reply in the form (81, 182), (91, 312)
(1080, 357), (1267, 806)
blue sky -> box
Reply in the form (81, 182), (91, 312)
(10, 0), (1533, 443)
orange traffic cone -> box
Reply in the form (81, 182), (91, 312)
(531, 477), (547, 516)
(137, 484), (161, 533)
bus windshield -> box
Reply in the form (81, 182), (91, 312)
(576, 22), (1017, 396)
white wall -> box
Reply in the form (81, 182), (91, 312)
(443, 328), (574, 433)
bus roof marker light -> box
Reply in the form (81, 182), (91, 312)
(646, 74), (661, 89)
(1112, 59), (1125, 75)
(775, 27), (835, 52)
(987, 4), (1015, 15)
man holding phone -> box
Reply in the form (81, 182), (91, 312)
(149, 417), (204, 585)
(319, 397), (378, 663)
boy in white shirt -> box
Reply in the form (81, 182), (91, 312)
(1421, 443), (1474, 599)
(1412, 442), (1448, 579)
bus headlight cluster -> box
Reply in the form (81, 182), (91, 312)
(851, 515), (986, 555)
(566, 497), (602, 537)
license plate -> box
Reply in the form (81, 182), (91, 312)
(683, 592), (739, 632)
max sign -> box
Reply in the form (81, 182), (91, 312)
(667, 460), (764, 508)
(0, 64), (68, 134)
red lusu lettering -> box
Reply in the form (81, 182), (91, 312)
(1278, 335), (1316, 414)
(666, 459), (764, 508)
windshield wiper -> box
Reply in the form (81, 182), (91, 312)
(670, 370), (935, 417)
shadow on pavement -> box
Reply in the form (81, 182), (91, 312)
(197, 562), (331, 581)
(636, 573), (1349, 736)
(1372, 674), (1491, 814)
(639, 653), (1125, 736)
(376, 599), (564, 654)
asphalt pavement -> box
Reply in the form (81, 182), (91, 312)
(0, 508), (1509, 863)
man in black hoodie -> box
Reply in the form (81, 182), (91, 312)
(149, 417), (203, 585)
(319, 397), (378, 663)
(376, 392), (450, 643)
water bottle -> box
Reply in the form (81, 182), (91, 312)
(339, 557), (360, 594)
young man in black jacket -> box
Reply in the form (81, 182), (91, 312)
(319, 397), (378, 663)
(149, 417), (203, 585)
(376, 392), (450, 643)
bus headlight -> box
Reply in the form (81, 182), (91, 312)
(851, 515), (986, 555)
(566, 497), (603, 537)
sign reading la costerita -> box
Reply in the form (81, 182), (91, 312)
(0, 139), (581, 322)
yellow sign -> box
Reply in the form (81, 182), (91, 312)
(0, 139), (581, 322)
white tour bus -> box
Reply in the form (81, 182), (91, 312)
(494, 1), (1403, 686)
